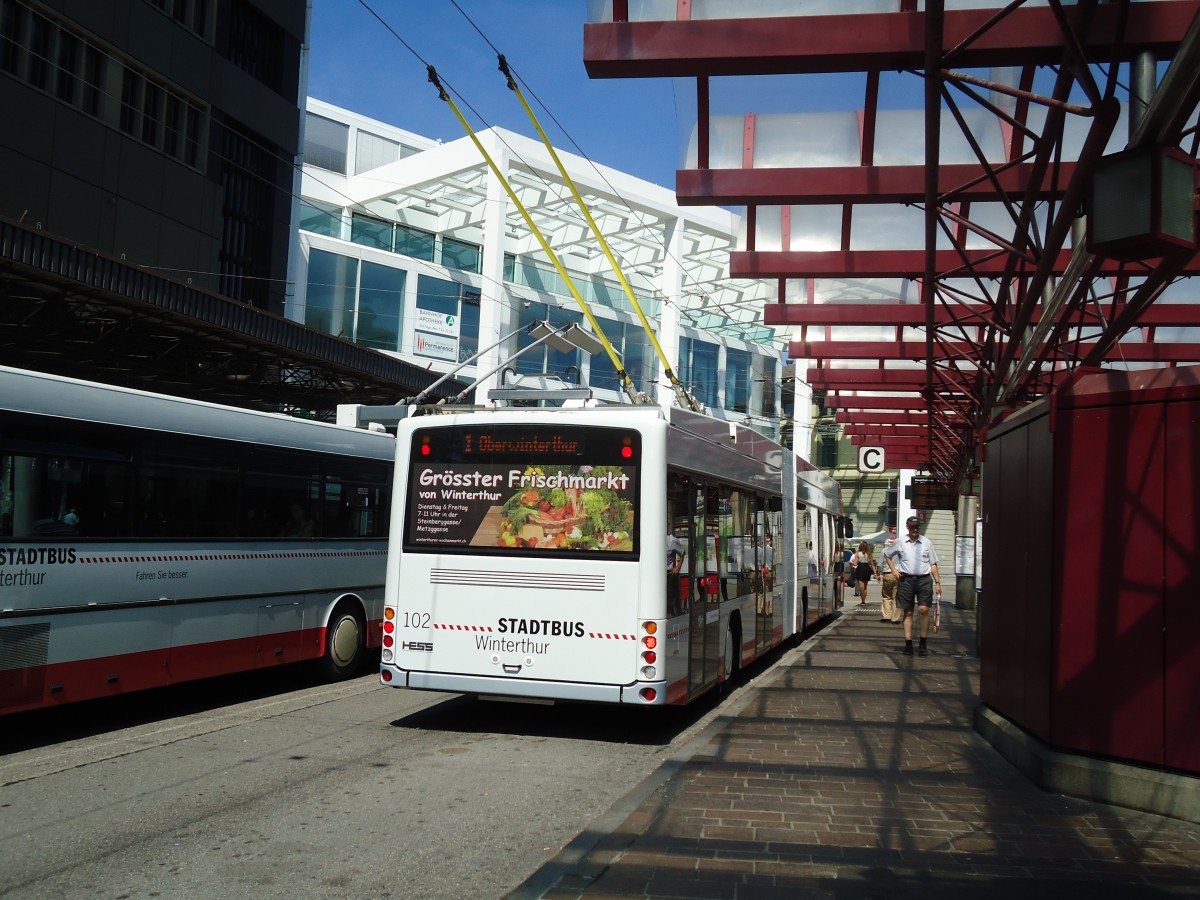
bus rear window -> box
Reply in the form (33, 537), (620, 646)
(403, 424), (639, 557)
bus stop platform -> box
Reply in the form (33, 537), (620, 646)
(513, 589), (1200, 899)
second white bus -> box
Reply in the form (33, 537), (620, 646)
(380, 405), (842, 705)
(0, 366), (394, 716)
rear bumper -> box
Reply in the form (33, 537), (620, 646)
(381, 665), (665, 704)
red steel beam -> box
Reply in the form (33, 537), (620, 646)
(765, 302), (1200, 327)
(849, 440), (939, 452)
(676, 162), (1075, 206)
(806, 368), (928, 386)
(844, 424), (956, 436)
(827, 397), (932, 412)
(835, 411), (962, 426)
(793, 340), (1200, 363)
(848, 435), (934, 446)
(849, 444), (931, 453)
(733, 248), (1200, 279)
(855, 458), (933, 468)
(584, 4), (1195, 77)
(806, 369), (979, 396)
(770, 303), (1000, 327)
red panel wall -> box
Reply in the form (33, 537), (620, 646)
(982, 366), (1200, 774)
(981, 402), (1053, 740)
(1023, 415), (1055, 740)
(1052, 403), (1165, 764)
(1165, 400), (1200, 771)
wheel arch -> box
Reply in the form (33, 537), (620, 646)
(320, 592), (370, 679)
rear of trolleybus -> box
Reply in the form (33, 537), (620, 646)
(381, 409), (670, 704)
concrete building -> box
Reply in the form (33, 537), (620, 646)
(0, 0), (460, 410)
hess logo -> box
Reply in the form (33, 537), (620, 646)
(402, 641), (434, 652)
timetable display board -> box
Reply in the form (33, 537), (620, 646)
(910, 476), (958, 511)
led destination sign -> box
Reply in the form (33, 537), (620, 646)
(463, 433), (584, 456)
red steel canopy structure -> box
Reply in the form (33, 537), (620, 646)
(585, 0), (1200, 485)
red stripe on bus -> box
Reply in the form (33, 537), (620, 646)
(665, 676), (689, 705)
(0, 626), (338, 717)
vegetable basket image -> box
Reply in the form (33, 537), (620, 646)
(528, 509), (587, 534)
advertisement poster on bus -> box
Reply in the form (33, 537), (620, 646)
(408, 463), (635, 552)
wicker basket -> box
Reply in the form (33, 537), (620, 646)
(529, 510), (585, 534)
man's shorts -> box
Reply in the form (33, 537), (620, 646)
(896, 573), (933, 611)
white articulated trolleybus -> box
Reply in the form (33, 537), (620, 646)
(0, 366), (393, 716)
(380, 405), (843, 706)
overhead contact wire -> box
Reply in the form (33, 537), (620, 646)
(426, 65), (642, 404)
(497, 54), (699, 412)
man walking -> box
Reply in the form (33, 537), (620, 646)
(883, 516), (942, 656)
(879, 533), (901, 623)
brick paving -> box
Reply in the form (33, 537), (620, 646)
(516, 597), (1200, 899)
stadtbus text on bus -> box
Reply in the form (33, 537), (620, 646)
(0, 366), (393, 716)
(380, 404), (842, 705)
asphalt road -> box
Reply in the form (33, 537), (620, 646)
(0, 664), (730, 899)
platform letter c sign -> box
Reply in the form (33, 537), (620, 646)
(858, 446), (885, 474)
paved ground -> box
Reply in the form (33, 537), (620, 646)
(513, 585), (1200, 899)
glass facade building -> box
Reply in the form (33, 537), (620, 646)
(292, 99), (784, 433)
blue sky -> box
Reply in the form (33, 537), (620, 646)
(305, 3), (1145, 194)
(306, 0), (683, 187)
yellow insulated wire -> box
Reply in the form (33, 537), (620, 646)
(498, 55), (699, 412)
(426, 66), (643, 405)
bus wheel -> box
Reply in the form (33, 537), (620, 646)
(724, 615), (741, 681)
(322, 602), (365, 679)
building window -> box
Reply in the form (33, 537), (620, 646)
(502, 253), (658, 317)
(145, 0), (212, 41)
(0, 0), (22, 75)
(52, 27), (77, 102)
(759, 357), (777, 418)
(725, 347), (750, 413)
(396, 224), (435, 261)
(227, 0), (284, 92)
(350, 212), (393, 252)
(355, 130), (400, 174)
(440, 236), (480, 274)
(299, 199), (342, 238)
(818, 434), (839, 468)
(305, 248), (357, 338)
(356, 261), (406, 352)
(1, 1), (207, 168)
(589, 319), (650, 395)
(219, 122), (277, 306)
(680, 337), (719, 408)
(513, 302), (583, 382)
(25, 4), (46, 88)
(414, 275), (479, 365)
(339, 211), (480, 276)
(304, 112), (348, 174)
(459, 288), (480, 362)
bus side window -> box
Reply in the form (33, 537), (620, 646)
(666, 472), (687, 616)
(1, 452), (132, 539)
(323, 466), (390, 538)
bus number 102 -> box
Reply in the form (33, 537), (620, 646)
(402, 612), (431, 628)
